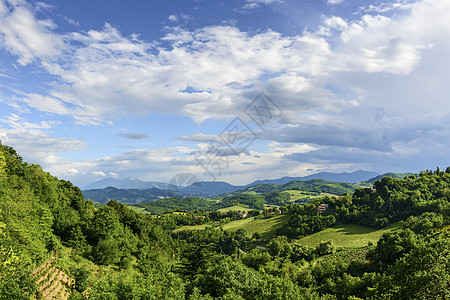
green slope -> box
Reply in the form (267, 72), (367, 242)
(295, 222), (401, 249)
(175, 214), (289, 239)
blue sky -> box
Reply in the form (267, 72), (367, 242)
(1, 0), (450, 187)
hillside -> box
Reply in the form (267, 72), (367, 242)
(83, 177), (168, 190)
(364, 172), (414, 184)
(247, 170), (378, 186)
(175, 214), (289, 240)
(232, 178), (356, 196)
(82, 186), (181, 204)
(295, 222), (401, 249)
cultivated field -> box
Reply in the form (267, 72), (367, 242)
(295, 222), (401, 249)
(284, 190), (338, 202)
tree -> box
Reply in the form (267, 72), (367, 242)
(384, 232), (450, 299)
(367, 229), (417, 270)
(267, 236), (292, 257)
(315, 240), (335, 256)
(177, 243), (217, 279)
(192, 258), (262, 299)
(0, 222), (35, 299)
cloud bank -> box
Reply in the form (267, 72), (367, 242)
(0, 0), (449, 185)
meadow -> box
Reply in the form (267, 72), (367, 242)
(285, 190), (338, 202)
(295, 222), (401, 249)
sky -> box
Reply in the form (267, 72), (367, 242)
(1, 0), (450, 188)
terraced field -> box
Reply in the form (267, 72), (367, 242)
(32, 254), (74, 300)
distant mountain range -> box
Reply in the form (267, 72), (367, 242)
(84, 170), (378, 191)
(246, 170), (379, 186)
(82, 186), (182, 204)
(83, 170), (406, 203)
(83, 177), (168, 190)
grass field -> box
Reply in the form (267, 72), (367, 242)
(295, 222), (401, 249)
(224, 214), (289, 239)
(284, 190), (338, 202)
(175, 214), (289, 239)
(217, 205), (252, 212)
(127, 206), (149, 214)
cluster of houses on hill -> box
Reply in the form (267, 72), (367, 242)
(237, 212), (248, 219)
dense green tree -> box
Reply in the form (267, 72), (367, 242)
(177, 243), (218, 279)
(367, 229), (418, 270)
(387, 232), (450, 299)
(315, 241), (335, 257)
(0, 222), (35, 299)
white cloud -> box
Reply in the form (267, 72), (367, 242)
(0, 0), (63, 65)
(168, 14), (178, 22)
(168, 14), (191, 23)
(2, 0), (442, 126)
(0, 113), (59, 129)
(0, 127), (90, 180)
(327, 0), (344, 5)
(0, 72), (14, 79)
(0, 128), (88, 155)
(243, 0), (284, 9)
(318, 16), (348, 37)
(91, 171), (106, 177)
(360, 1), (414, 13)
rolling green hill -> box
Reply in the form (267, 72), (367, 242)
(232, 179), (356, 196)
(364, 172), (414, 184)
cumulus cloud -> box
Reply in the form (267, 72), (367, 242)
(2, 0), (442, 127)
(168, 14), (178, 22)
(0, 0), (63, 65)
(168, 14), (191, 23)
(0, 127), (90, 179)
(0, 128), (88, 155)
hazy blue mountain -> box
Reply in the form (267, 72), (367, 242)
(82, 186), (181, 204)
(181, 181), (244, 196)
(83, 170), (378, 192)
(246, 170), (378, 186)
(83, 177), (168, 190)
